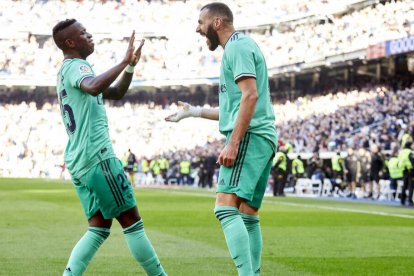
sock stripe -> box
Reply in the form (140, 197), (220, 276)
(214, 209), (238, 221)
(123, 220), (144, 234)
(217, 213), (236, 221)
(241, 213), (260, 224)
(88, 228), (110, 239)
(104, 160), (125, 206)
(243, 218), (259, 224)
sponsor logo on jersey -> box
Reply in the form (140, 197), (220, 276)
(79, 65), (92, 75)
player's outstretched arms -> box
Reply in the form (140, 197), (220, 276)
(165, 101), (219, 122)
(80, 31), (143, 97)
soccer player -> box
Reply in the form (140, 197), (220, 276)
(166, 3), (277, 275)
(52, 19), (166, 276)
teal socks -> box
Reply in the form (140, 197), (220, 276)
(214, 206), (253, 276)
(241, 213), (262, 275)
(123, 220), (166, 276)
(63, 227), (110, 276)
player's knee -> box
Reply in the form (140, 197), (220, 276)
(117, 207), (141, 228)
(239, 202), (259, 216)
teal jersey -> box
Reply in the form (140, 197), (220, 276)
(56, 59), (115, 179)
(219, 32), (277, 149)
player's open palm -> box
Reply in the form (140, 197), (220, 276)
(123, 31), (145, 66)
(165, 101), (199, 122)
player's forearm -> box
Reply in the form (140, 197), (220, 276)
(105, 71), (133, 100)
(82, 61), (128, 96)
(201, 108), (219, 120)
(228, 91), (258, 147)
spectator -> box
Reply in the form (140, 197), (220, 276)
(369, 144), (384, 199)
(272, 148), (288, 197)
(345, 147), (358, 199)
(126, 149), (137, 188)
(398, 141), (414, 206)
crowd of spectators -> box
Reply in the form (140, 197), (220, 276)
(1, 84), (414, 182)
(1, 0), (414, 82)
(277, 85), (414, 153)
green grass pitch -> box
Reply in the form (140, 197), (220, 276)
(1, 178), (414, 275)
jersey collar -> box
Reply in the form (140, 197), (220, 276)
(223, 31), (240, 49)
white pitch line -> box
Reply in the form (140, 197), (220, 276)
(263, 199), (414, 219)
(162, 190), (414, 220)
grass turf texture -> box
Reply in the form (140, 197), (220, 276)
(1, 178), (414, 275)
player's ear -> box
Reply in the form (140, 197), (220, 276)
(214, 17), (221, 30)
(65, 38), (75, 49)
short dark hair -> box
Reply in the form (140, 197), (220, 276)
(52, 19), (77, 36)
(52, 19), (77, 50)
(201, 2), (233, 23)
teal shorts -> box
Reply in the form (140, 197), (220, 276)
(217, 132), (275, 209)
(72, 158), (136, 220)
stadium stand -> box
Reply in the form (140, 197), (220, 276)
(1, 0), (414, 203)
(1, 0), (414, 85)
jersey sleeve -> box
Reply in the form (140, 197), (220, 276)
(67, 60), (95, 89)
(227, 40), (256, 82)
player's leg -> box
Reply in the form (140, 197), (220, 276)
(239, 155), (273, 276)
(64, 211), (112, 276)
(117, 207), (166, 276)
(239, 203), (261, 275)
(215, 133), (274, 275)
(214, 193), (253, 275)
(215, 133), (256, 275)
(98, 158), (166, 275)
(64, 172), (113, 276)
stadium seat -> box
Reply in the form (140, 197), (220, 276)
(379, 180), (392, 201)
(321, 179), (332, 197)
(167, 178), (178, 185)
(394, 180), (404, 202)
(295, 178), (312, 195)
(311, 179), (323, 196)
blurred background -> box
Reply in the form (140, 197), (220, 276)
(1, 0), (414, 201)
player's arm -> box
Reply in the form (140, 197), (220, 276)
(226, 77), (258, 149)
(103, 39), (145, 100)
(165, 101), (219, 122)
(217, 77), (258, 167)
(201, 108), (219, 120)
(79, 31), (142, 97)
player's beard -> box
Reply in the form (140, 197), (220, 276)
(206, 24), (220, 51)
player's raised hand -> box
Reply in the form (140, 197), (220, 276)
(123, 30), (136, 65)
(130, 39), (145, 66)
(165, 101), (202, 122)
(123, 31), (145, 66)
